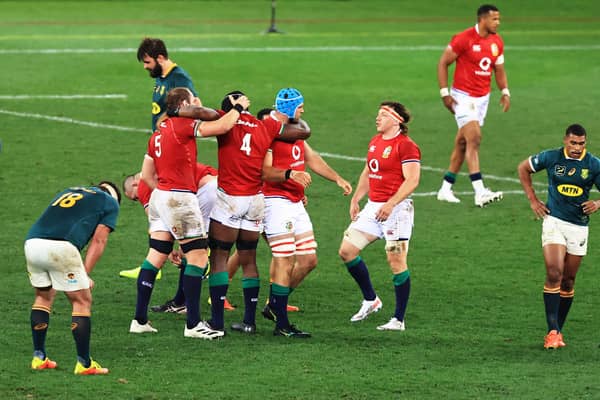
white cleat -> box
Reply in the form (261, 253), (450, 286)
(437, 188), (461, 203)
(376, 317), (406, 331)
(350, 296), (382, 322)
(129, 319), (158, 333)
(184, 321), (225, 340)
(474, 188), (503, 208)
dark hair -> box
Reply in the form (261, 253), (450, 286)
(137, 38), (168, 61)
(257, 108), (273, 120)
(166, 87), (193, 115)
(97, 181), (122, 204)
(565, 124), (587, 137)
(221, 90), (245, 112)
(380, 101), (411, 134)
(477, 4), (499, 18)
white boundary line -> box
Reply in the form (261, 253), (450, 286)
(1, 45), (599, 55)
(0, 108), (545, 190)
(0, 94), (127, 100)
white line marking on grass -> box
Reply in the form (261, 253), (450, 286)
(0, 108), (544, 188)
(0, 94), (127, 100)
(1, 45), (599, 55)
(0, 109), (146, 133)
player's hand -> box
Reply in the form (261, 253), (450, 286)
(88, 277), (95, 290)
(530, 199), (549, 219)
(290, 170), (311, 188)
(168, 249), (184, 266)
(375, 201), (394, 222)
(442, 95), (456, 114)
(301, 195), (308, 206)
(500, 94), (511, 112)
(349, 200), (360, 221)
(229, 95), (250, 111)
(336, 177), (352, 196)
(582, 199), (600, 215)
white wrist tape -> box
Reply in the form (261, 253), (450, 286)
(501, 88), (511, 97)
(440, 87), (450, 97)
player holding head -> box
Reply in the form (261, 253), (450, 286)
(518, 124), (600, 349)
(436, 4), (510, 207)
(338, 102), (420, 331)
(128, 88), (249, 339)
(25, 181), (120, 374)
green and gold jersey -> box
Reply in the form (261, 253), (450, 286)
(151, 64), (197, 131)
(26, 187), (119, 250)
(530, 148), (600, 226)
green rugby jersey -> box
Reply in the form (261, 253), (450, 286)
(530, 148), (600, 226)
(26, 187), (119, 250)
(151, 64), (197, 131)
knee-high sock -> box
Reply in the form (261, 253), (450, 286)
(543, 286), (561, 332)
(242, 277), (260, 325)
(271, 283), (290, 330)
(209, 271), (229, 330)
(558, 289), (574, 331)
(31, 306), (50, 359)
(344, 256), (376, 301)
(135, 259), (159, 324)
(71, 314), (91, 367)
(393, 270), (411, 322)
(183, 263), (206, 328)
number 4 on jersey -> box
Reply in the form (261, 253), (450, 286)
(240, 133), (252, 156)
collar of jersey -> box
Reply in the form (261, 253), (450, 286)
(563, 147), (586, 161)
(161, 63), (178, 78)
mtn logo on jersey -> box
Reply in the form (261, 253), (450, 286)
(557, 184), (583, 197)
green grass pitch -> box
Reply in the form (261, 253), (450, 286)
(1, 1), (599, 398)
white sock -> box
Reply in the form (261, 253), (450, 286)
(441, 180), (453, 192)
(472, 179), (485, 195)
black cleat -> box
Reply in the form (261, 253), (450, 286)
(150, 299), (186, 314)
(262, 304), (276, 322)
(230, 322), (257, 334)
(273, 324), (311, 338)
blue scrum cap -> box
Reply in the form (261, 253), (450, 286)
(275, 88), (304, 119)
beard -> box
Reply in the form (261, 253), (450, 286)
(149, 62), (163, 78)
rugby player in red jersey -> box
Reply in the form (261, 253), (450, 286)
(436, 4), (511, 207)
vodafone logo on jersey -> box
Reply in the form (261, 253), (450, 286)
(476, 57), (492, 76)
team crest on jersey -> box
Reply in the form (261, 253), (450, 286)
(568, 168), (576, 176)
(581, 169), (589, 179)
(491, 43), (499, 57)
(554, 165), (566, 176)
(382, 146), (392, 159)
(369, 145), (376, 152)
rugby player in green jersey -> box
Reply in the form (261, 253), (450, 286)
(137, 37), (201, 131)
(25, 182), (120, 374)
(518, 124), (600, 349)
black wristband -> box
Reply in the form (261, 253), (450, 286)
(233, 104), (244, 113)
(284, 169), (292, 180)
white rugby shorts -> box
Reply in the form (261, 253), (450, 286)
(25, 238), (90, 291)
(264, 196), (314, 237)
(451, 88), (490, 129)
(542, 215), (588, 256)
(148, 189), (207, 240)
(196, 178), (217, 229)
(210, 189), (264, 232)
(349, 198), (414, 242)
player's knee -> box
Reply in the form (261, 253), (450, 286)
(149, 238), (174, 255)
(180, 237), (208, 253)
(341, 229), (369, 261)
(208, 236), (234, 252)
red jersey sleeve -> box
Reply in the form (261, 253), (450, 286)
(261, 117), (284, 139)
(137, 179), (152, 209)
(398, 139), (421, 164)
(449, 31), (468, 56)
